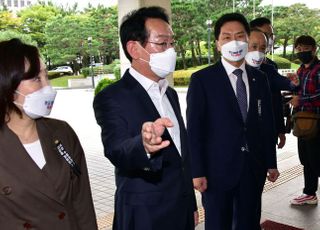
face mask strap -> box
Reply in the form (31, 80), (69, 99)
(13, 101), (23, 107)
(138, 57), (150, 64)
(136, 41), (150, 55)
(135, 41), (152, 65)
(15, 90), (26, 97)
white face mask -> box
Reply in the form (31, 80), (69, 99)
(139, 44), (177, 78)
(245, 51), (265, 68)
(14, 85), (57, 119)
(220, 40), (248, 62)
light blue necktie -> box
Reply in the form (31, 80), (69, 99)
(233, 69), (247, 122)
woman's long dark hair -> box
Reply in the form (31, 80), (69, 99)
(0, 38), (40, 128)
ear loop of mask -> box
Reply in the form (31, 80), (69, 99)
(13, 90), (26, 107)
(136, 41), (151, 64)
(15, 90), (26, 97)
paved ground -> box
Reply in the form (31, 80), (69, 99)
(50, 88), (319, 230)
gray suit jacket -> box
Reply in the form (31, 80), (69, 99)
(0, 118), (97, 230)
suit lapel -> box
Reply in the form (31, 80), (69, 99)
(123, 72), (177, 152)
(123, 72), (160, 122)
(36, 120), (70, 197)
(0, 124), (64, 205)
(165, 89), (186, 158)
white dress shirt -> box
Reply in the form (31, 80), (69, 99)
(221, 57), (250, 110)
(129, 67), (181, 155)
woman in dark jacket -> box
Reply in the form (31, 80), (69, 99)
(0, 38), (98, 229)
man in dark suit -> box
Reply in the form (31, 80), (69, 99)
(93, 7), (197, 230)
(187, 13), (279, 230)
(249, 17), (292, 149)
(245, 29), (298, 146)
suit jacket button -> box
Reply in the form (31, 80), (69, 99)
(2, 186), (12, 195)
(58, 212), (66, 219)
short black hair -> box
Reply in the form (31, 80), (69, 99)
(0, 38), (40, 127)
(294, 35), (316, 48)
(120, 6), (169, 62)
(250, 17), (271, 28)
(214, 13), (250, 40)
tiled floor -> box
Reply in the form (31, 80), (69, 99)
(50, 88), (319, 230)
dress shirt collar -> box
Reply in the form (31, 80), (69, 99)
(221, 57), (246, 76)
(129, 67), (169, 96)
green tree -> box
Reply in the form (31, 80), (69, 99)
(18, 2), (62, 49)
(84, 6), (119, 64)
(44, 14), (93, 72)
(273, 4), (320, 59)
(0, 11), (21, 31)
(171, 0), (263, 68)
(0, 30), (35, 45)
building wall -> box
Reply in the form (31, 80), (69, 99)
(118, 0), (174, 86)
(0, 0), (35, 13)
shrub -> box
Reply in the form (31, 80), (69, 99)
(176, 56), (209, 70)
(94, 78), (117, 95)
(266, 55), (292, 69)
(81, 67), (90, 77)
(48, 71), (62, 80)
(81, 59), (121, 77)
(173, 69), (196, 86)
(113, 65), (121, 80)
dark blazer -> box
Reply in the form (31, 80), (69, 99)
(0, 118), (97, 230)
(93, 70), (196, 230)
(187, 60), (277, 191)
(260, 63), (293, 135)
(265, 57), (278, 70)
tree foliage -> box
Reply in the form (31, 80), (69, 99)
(18, 3), (62, 49)
(45, 14), (91, 66)
(0, 30), (35, 45)
(272, 4), (320, 58)
(0, 11), (21, 31)
(0, 1), (319, 70)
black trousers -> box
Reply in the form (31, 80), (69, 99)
(203, 156), (263, 230)
(298, 130), (320, 196)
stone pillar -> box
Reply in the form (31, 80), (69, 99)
(118, 0), (174, 86)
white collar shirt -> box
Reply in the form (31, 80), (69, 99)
(129, 67), (181, 155)
(221, 57), (250, 110)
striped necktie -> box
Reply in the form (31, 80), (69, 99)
(233, 69), (247, 122)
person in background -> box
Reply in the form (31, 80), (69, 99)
(245, 29), (298, 148)
(245, 28), (300, 222)
(250, 17), (278, 69)
(289, 35), (320, 205)
(0, 38), (98, 229)
(93, 7), (197, 230)
(187, 13), (279, 230)
(250, 17), (293, 149)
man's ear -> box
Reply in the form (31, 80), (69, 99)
(126, 41), (140, 60)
